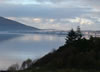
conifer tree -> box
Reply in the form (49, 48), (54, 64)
(76, 26), (82, 39)
(66, 29), (77, 44)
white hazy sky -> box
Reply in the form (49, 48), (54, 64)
(0, 0), (100, 30)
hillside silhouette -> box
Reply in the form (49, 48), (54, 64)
(0, 17), (39, 31)
(30, 27), (100, 69)
(8, 27), (100, 72)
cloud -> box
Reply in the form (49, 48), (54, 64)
(46, 19), (55, 23)
(83, 0), (100, 6)
(0, 0), (100, 30)
(68, 17), (94, 25)
(80, 0), (100, 11)
(0, 0), (72, 4)
(36, 0), (67, 3)
(7, 16), (100, 30)
(0, 4), (89, 18)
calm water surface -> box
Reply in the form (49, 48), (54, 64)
(0, 33), (65, 70)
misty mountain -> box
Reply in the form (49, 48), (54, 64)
(0, 17), (39, 32)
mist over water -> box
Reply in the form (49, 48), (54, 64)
(0, 33), (65, 70)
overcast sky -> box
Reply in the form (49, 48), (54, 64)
(0, 0), (100, 30)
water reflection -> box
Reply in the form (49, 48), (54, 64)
(0, 34), (65, 70)
(19, 34), (62, 41)
(0, 33), (22, 42)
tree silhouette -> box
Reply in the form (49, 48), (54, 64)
(8, 63), (19, 71)
(76, 26), (82, 39)
(65, 29), (77, 44)
(21, 59), (32, 70)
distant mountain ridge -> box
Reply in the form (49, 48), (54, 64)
(0, 17), (39, 31)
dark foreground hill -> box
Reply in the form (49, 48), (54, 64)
(0, 17), (39, 31)
(30, 30), (100, 72)
(9, 28), (100, 72)
(28, 39), (100, 72)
